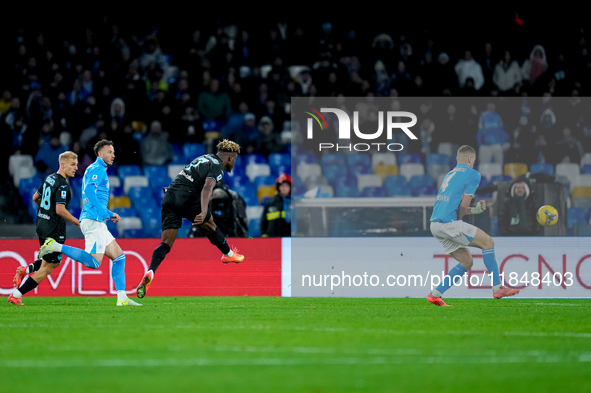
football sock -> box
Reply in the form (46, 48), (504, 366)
(435, 263), (468, 295)
(111, 253), (126, 292)
(117, 290), (127, 302)
(482, 248), (502, 290)
(206, 227), (231, 255)
(27, 259), (42, 274)
(12, 289), (22, 298)
(17, 277), (39, 296)
(149, 243), (171, 273)
(60, 245), (101, 269)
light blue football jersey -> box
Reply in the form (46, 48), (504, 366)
(80, 157), (113, 222)
(430, 163), (481, 223)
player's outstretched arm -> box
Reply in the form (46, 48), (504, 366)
(56, 204), (81, 227)
(33, 191), (41, 207)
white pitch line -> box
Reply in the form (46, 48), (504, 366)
(2, 322), (589, 339)
(2, 352), (590, 368)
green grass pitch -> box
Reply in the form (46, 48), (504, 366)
(1, 297), (590, 393)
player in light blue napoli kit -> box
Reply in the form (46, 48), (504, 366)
(40, 140), (141, 306)
(427, 145), (519, 306)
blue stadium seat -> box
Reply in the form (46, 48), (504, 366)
(117, 165), (142, 179)
(581, 164), (591, 174)
(347, 152), (371, 169)
(70, 177), (83, 196)
(490, 174), (512, 184)
(120, 228), (146, 238)
(360, 186), (387, 197)
(148, 174), (171, 195)
(244, 153), (267, 166)
(331, 173), (357, 189)
(271, 164), (291, 178)
(347, 153), (372, 176)
(128, 186), (158, 210)
(410, 174), (435, 188)
(248, 218), (262, 237)
(18, 176), (42, 204)
(323, 164), (349, 183)
(268, 152), (290, 167)
(112, 207), (137, 218)
(294, 153), (318, 166)
(234, 184), (259, 206)
(530, 162), (555, 176)
(409, 174), (436, 196)
(253, 175), (276, 190)
(105, 220), (119, 238)
(171, 143), (185, 164)
(225, 173), (249, 189)
(321, 153), (346, 167)
(138, 205), (160, 222)
(141, 216), (162, 238)
(182, 143), (206, 160)
(384, 175), (410, 197)
(568, 207), (587, 228)
(177, 219), (193, 238)
(334, 183), (360, 197)
(397, 153), (422, 165)
(143, 165), (168, 180)
(426, 153), (450, 166)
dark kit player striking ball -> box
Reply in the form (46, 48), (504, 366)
(137, 139), (245, 298)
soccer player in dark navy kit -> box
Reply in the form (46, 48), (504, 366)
(427, 145), (520, 306)
(137, 139), (244, 298)
(9, 151), (87, 305)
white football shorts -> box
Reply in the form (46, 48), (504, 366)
(430, 220), (478, 254)
(80, 219), (116, 255)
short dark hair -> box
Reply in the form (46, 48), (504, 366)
(94, 139), (114, 156)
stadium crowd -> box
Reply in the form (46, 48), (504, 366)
(1, 11), (590, 230)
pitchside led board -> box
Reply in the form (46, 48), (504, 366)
(289, 97), (591, 298)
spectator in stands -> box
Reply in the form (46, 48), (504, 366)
(433, 52), (458, 96)
(197, 78), (232, 122)
(261, 174), (292, 237)
(108, 97), (127, 129)
(140, 120), (174, 167)
(0, 90), (12, 114)
(580, 125), (591, 153)
(233, 112), (259, 154)
(521, 44), (549, 94)
(479, 42), (498, 94)
(178, 105), (204, 144)
(498, 180), (539, 236)
(252, 116), (283, 156)
(554, 125), (585, 164)
(35, 133), (66, 175)
(493, 50), (522, 95)
(71, 140), (93, 177)
(419, 117), (436, 157)
(505, 115), (538, 165)
(476, 101), (509, 164)
(455, 49), (485, 92)
(111, 123), (142, 167)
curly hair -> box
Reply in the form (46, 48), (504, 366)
(216, 139), (241, 154)
(94, 139), (114, 156)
